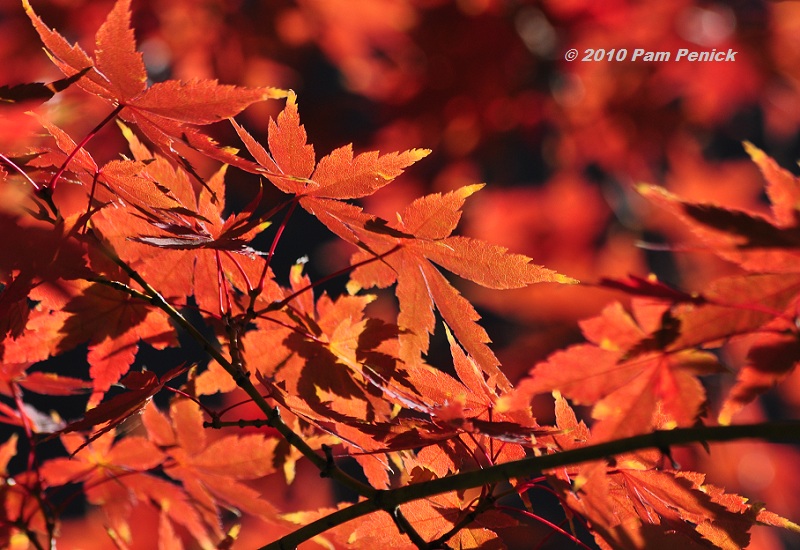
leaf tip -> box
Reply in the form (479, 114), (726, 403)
(346, 279), (363, 295)
(458, 183), (486, 199)
(742, 140), (763, 162)
(717, 408), (733, 426)
(266, 87), (291, 100)
(410, 148), (432, 162)
(554, 273), (580, 285)
(635, 182), (673, 200)
(494, 395), (512, 413)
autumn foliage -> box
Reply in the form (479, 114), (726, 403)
(3, 0), (800, 548)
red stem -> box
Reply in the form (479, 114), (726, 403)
(496, 505), (592, 550)
(223, 250), (254, 293)
(256, 244), (402, 316)
(465, 432), (493, 467)
(165, 387), (218, 419)
(0, 152), (40, 191)
(49, 104), (125, 191)
(218, 397), (265, 417)
(10, 384), (55, 544)
(257, 198), (298, 294)
(81, 170), (101, 233)
(215, 250), (232, 316)
(514, 476), (548, 493)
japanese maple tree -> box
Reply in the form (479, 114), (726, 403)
(1, 1), (800, 549)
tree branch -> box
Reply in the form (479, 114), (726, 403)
(263, 420), (800, 549)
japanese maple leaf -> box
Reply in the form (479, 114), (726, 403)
(30, 115), (191, 217)
(0, 212), (91, 340)
(597, 272), (800, 354)
(602, 236), (800, 425)
(0, 436), (49, 547)
(345, 185), (576, 392)
(245, 265), (413, 425)
(278, 322), (541, 489)
(142, 399), (279, 522)
(638, 143), (800, 273)
(292, 465), (514, 549)
(0, 361), (91, 399)
(719, 315), (800, 424)
(232, 93), (574, 387)
(408, 326), (546, 448)
(664, 272), (800, 351)
(93, 126), (274, 313)
(574, 461), (800, 549)
(54, 280), (177, 404)
(543, 398), (798, 550)
(514, 299), (722, 441)
(247, 264), (542, 455)
(40, 431), (219, 548)
(344, 482), (510, 548)
(24, 0), (286, 168)
(0, 66), (89, 105)
(53, 367), (185, 454)
(230, 92), (430, 256)
(231, 91), (429, 206)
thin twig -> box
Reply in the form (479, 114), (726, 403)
(391, 507), (431, 549)
(255, 244), (402, 316)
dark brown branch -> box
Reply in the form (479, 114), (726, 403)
(262, 420), (800, 549)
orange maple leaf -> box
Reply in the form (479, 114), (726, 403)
(24, 0), (286, 171)
(143, 399), (279, 522)
(637, 144), (800, 274)
(92, 125), (276, 314)
(55, 281), (177, 403)
(346, 185), (576, 392)
(41, 430), (218, 547)
(515, 300), (721, 441)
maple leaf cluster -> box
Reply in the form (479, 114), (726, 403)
(1, 1), (800, 549)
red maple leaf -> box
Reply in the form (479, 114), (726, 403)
(92, 126), (276, 314)
(638, 144), (800, 274)
(40, 429), (219, 547)
(231, 93), (575, 391)
(0, 213), (90, 341)
(55, 280), (177, 403)
(24, 0), (286, 172)
(345, 185), (576, 392)
(53, 366), (185, 453)
(142, 399), (279, 523)
(514, 300), (722, 441)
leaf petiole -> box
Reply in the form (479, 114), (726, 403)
(256, 243), (402, 316)
(48, 103), (125, 191)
